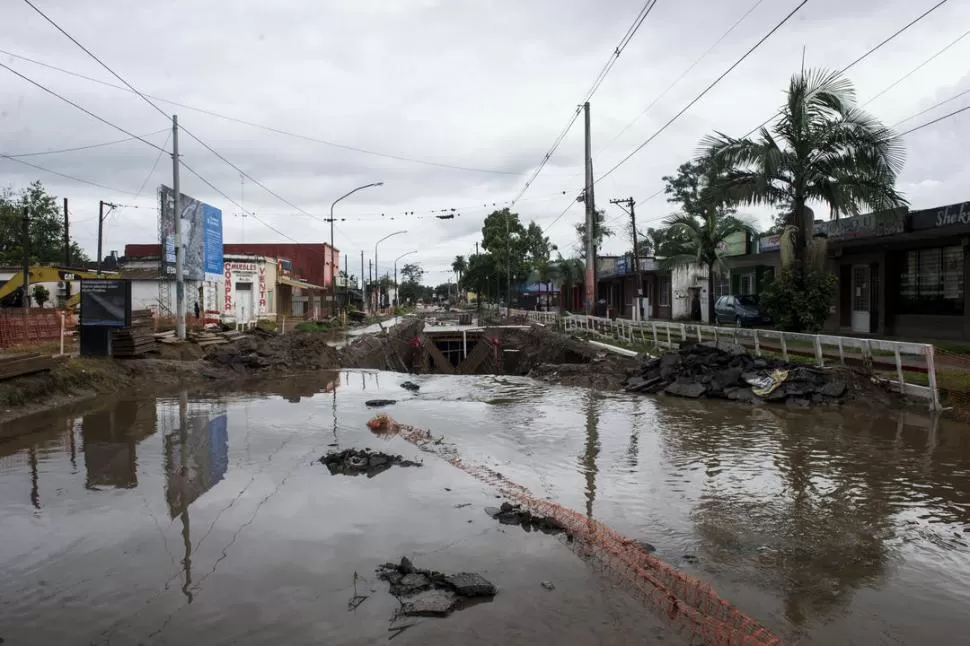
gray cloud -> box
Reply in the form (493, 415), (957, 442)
(2, 0), (969, 285)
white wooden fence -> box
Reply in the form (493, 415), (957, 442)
(512, 309), (941, 410)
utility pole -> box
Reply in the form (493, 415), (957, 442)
(343, 253), (349, 314)
(475, 241), (481, 315)
(360, 250), (365, 313)
(96, 200), (117, 275)
(505, 212), (511, 316)
(368, 259), (373, 312)
(611, 196), (641, 318)
(172, 114), (186, 340)
(22, 208), (30, 312)
(63, 198), (70, 267)
(583, 102), (596, 315)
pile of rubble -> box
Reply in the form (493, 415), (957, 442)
(377, 557), (497, 617)
(320, 448), (421, 478)
(625, 341), (848, 406)
(485, 502), (567, 534)
(202, 331), (341, 377)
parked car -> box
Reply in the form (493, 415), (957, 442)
(713, 295), (772, 326)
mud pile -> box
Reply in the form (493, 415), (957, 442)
(341, 317), (425, 371)
(202, 331), (340, 377)
(626, 341), (849, 405)
(503, 326), (638, 388)
(485, 502), (566, 534)
(320, 448), (421, 477)
(377, 557), (496, 617)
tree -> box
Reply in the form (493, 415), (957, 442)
(660, 155), (755, 322)
(451, 255), (467, 288)
(0, 181), (90, 266)
(461, 252), (498, 301)
(400, 263), (424, 284)
(555, 255), (585, 313)
(31, 284), (50, 308)
(574, 208), (613, 259)
(701, 69), (906, 329)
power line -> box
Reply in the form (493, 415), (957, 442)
(0, 48), (524, 176)
(893, 86), (970, 128)
(0, 153), (137, 194)
(510, 0), (660, 205)
(133, 130), (172, 199)
(595, 0), (809, 185)
(178, 160), (297, 242)
(898, 103), (970, 136)
(598, 0), (766, 156)
(0, 61), (168, 153)
(740, 0), (953, 138)
(863, 28), (970, 106)
(2, 130), (168, 157)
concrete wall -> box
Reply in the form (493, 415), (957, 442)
(671, 265), (711, 323)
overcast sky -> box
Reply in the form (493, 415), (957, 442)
(2, 0), (969, 285)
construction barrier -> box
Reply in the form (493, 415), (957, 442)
(368, 414), (784, 646)
(0, 310), (63, 349)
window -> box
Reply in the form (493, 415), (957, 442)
(898, 246), (964, 315)
(713, 273), (730, 299)
(739, 272), (755, 296)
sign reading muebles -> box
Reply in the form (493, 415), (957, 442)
(910, 201), (970, 231)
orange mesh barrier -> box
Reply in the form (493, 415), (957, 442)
(367, 414), (784, 646)
(0, 310), (62, 348)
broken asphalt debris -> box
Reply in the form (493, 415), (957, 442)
(365, 399), (397, 408)
(624, 341), (848, 405)
(400, 381), (421, 392)
(320, 448), (421, 477)
(485, 502), (567, 534)
(377, 557), (497, 617)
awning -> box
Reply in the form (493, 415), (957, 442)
(278, 276), (325, 291)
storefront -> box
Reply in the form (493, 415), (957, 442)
(221, 255), (278, 327)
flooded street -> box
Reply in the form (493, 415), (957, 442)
(2, 371), (969, 645)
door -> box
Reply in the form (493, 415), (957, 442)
(851, 265), (871, 333)
(235, 282), (254, 325)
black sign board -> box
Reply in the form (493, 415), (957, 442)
(80, 279), (132, 328)
(910, 201), (970, 231)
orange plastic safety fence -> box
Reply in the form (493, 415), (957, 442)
(367, 415), (784, 646)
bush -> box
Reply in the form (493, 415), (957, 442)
(761, 266), (836, 332)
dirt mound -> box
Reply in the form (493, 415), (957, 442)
(377, 557), (497, 617)
(504, 325), (638, 388)
(341, 317), (424, 370)
(626, 341), (852, 406)
(202, 331), (340, 377)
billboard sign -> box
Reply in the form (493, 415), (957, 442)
(79, 279), (131, 327)
(159, 185), (223, 281)
(759, 234), (782, 253)
(717, 231), (748, 256)
(910, 201), (970, 231)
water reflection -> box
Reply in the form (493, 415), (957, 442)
(82, 399), (157, 490)
(581, 391), (600, 518)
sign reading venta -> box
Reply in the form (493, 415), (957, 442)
(910, 201), (970, 231)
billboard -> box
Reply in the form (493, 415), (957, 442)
(159, 185), (223, 281)
(79, 279), (131, 327)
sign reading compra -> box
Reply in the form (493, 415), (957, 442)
(79, 279), (132, 327)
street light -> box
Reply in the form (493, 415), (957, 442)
(373, 230), (407, 313)
(329, 182), (383, 314)
(393, 250), (418, 311)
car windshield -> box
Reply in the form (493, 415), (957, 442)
(737, 296), (759, 307)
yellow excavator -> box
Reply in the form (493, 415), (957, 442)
(0, 266), (119, 309)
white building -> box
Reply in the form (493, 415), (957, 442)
(221, 254), (278, 327)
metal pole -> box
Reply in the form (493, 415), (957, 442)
(368, 259), (373, 312)
(63, 197), (70, 267)
(97, 200), (104, 275)
(583, 102), (595, 315)
(330, 182), (383, 315)
(173, 114), (186, 340)
(22, 208), (30, 311)
(343, 253), (348, 314)
(393, 261), (398, 311)
(360, 250), (365, 313)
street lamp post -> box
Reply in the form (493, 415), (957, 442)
(374, 230), (407, 313)
(393, 250), (417, 312)
(329, 182), (383, 315)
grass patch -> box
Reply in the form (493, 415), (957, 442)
(882, 368), (970, 393)
(934, 342), (970, 355)
(295, 320), (339, 333)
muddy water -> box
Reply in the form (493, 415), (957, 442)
(2, 372), (969, 645)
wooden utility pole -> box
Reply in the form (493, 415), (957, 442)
(611, 196), (642, 318)
(583, 101), (596, 315)
(360, 250), (364, 313)
(22, 208), (30, 311)
(63, 198), (70, 267)
(172, 114), (186, 341)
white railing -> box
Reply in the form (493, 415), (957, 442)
(514, 310), (941, 411)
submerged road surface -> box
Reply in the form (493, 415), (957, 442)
(1, 370), (968, 645)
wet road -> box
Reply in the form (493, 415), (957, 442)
(1, 371), (969, 645)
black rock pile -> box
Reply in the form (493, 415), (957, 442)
(377, 557), (497, 617)
(320, 448), (421, 477)
(624, 341), (848, 406)
(484, 502), (567, 534)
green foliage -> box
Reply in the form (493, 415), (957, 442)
(398, 280), (431, 304)
(295, 320), (338, 333)
(31, 284), (50, 308)
(760, 266), (837, 332)
(0, 181), (89, 265)
(400, 262), (423, 284)
(574, 209), (613, 258)
(702, 68), (907, 261)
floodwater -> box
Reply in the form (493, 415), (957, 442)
(1, 372), (969, 645)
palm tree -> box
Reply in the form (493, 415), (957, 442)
(451, 255), (467, 299)
(701, 69), (907, 262)
(661, 211), (755, 324)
